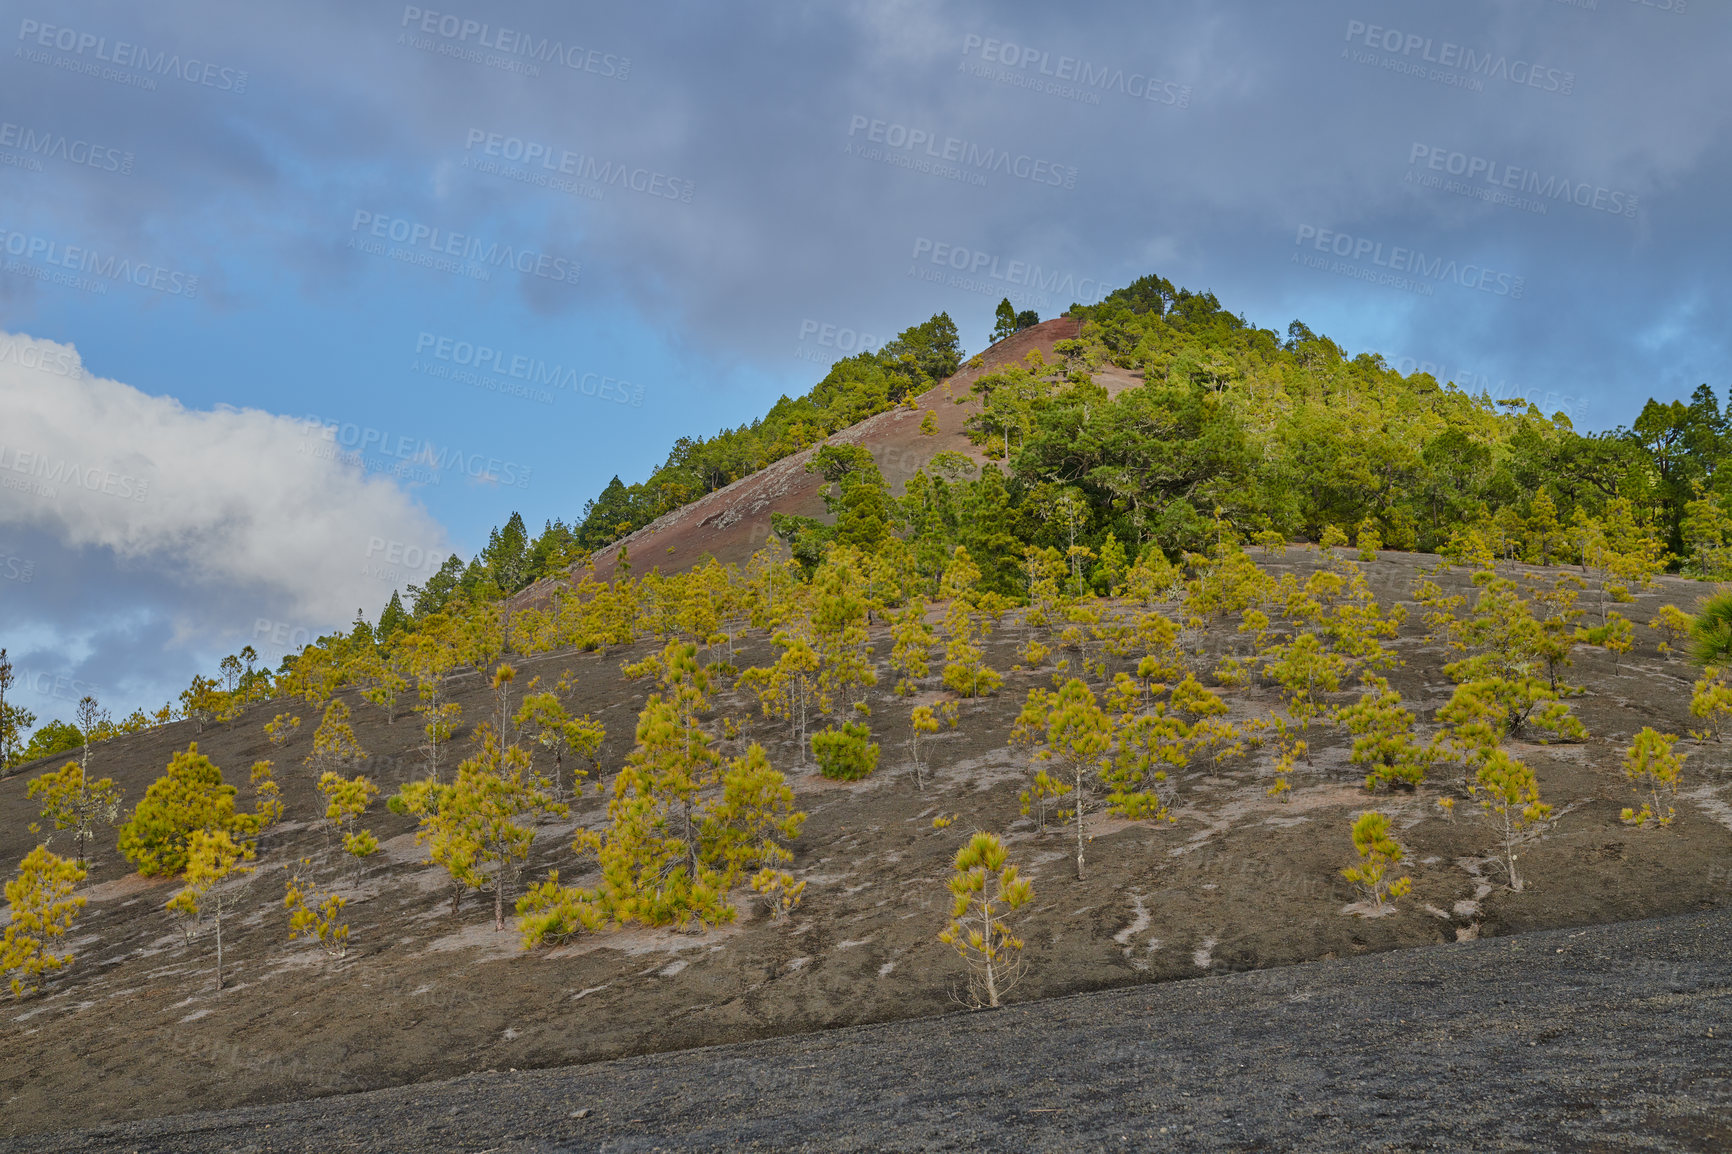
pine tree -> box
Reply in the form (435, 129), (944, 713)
(305, 700), (366, 779)
(1340, 811), (1412, 910)
(910, 705), (939, 791)
(263, 712), (302, 748)
(740, 630), (822, 765)
(1620, 727), (1684, 828)
(1525, 490), (1562, 565)
(1473, 750), (1552, 891)
(316, 771), (380, 875)
(1650, 605), (1694, 658)
(1262, 632), (1344, 757)
(940, 546), (1003, 697)
(26, 759), (123, 866)
(349, 646), (409, 725)
(1690, 666), (1732, 742)
(165, 828), (255, 990)
(284, 860), (349, 958)
(1338, 678), (1428, 791)
(1018, 769), (1072, 832)
(518, 702), (802, 944)
(938, 832), (1033, 1008)
(889, 599), (937, 695)
(0, 648), (34, 771)
(1012, 679), (1113, 878)
(399, 618), (463, 781)
(117, 744), (251, 877)
(377, 590), (412, 643)
(515, 688), (605, 801)
(1, 847), (86, 998)
(991, 298), (1018, 344)
(249, 760), (284, 835)
(412, 724), (566, 929)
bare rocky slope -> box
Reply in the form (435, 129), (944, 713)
(3, 550), (1730, 1140)
(12, 905), (1730, 1152)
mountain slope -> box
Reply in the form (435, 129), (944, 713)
(532, 316), (1092, 592)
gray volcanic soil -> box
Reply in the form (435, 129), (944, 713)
(13, 907), (1732, 1152)
(2, 550), (1731, 1141)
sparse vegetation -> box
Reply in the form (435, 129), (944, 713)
(14, 276), (1732, 1132)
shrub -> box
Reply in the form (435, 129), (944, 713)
(812, 722), (880, 781)
(1690, 588), (1732, 666)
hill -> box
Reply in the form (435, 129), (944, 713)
(7, 271), (1732, 1143)
(581, 317), (1090, 579)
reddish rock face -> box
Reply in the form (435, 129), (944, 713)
(511, 317), (1096, 606)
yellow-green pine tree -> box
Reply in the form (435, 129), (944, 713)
(1474, 750), (1552, 891)
(165, 828), (255, 990)
(1340, 811), (1412, 909)
(1, 847), (87, 998)
(1620, 727), (1684, 828)
(938, 832), (1033, 1008)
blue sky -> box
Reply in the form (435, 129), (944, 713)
(2, 0), (1729, 727)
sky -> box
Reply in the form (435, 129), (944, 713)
(1, 0), (1728, 728)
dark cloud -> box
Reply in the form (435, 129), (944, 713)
(2, 0), (1728, 720)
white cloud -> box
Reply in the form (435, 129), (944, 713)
(0, 329), (450, 713)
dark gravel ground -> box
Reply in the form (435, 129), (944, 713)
(14, 905), (1730, 1153)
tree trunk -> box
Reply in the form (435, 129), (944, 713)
(1074, 767), (1086, 880)
(494, 869), (505, 931)
(215, 908), (224, 991)
(683, 797), (699, 885)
